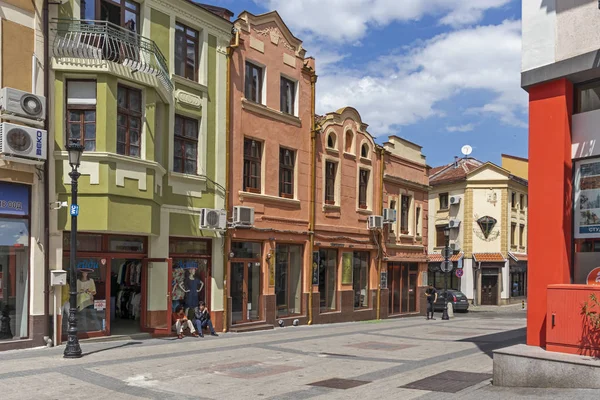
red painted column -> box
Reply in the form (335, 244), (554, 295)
(527, 78), (573, 347)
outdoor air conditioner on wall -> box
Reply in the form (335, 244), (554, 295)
(449, 195), (462, 205)
(383, 208), (397, 223)
(200, 208), (227, 230)
(0, 87), (46, 120)
(233, 206), (255, 226)
(0, 122), (47, 160)
(449, 219), (461, 229)
(367, 215), (384, 230)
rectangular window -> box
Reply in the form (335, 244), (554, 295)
(245, 62), (263, 103)
(511, 192), (517, 209)
(243, 138), (261, 193)
(175, 23), (199, 81)
(359, 169), (369, 209)
(389, 200), (397, 234)
(416, 207), (421, 236)
(511, 223), (517, 246)
(519, 194), (525, 210)
(173, 115), (199, 174)
(318, 249), (337, 312)
(325, 161), (337, 204)
(279, 147), (295, 198)
(275, 244), (303, 317)
(439, 193), (449, 210)
(400, 195), (410, 234)
(576, 80), (600, 114)
(67, 80), (96, 151)
(117, 85), (142, 157)
(353, 252), (369, 308)
(436, 225), (447, 247)
(280, 77), (295, 115)
(87, 0), (139, 32)
(519, 225), (525, 247)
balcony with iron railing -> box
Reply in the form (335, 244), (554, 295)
(52, 19), (173, 93)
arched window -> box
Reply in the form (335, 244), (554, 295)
(345, 130), (353, 153)
(327, 133), (336, 149)
(361, 143), (369, 158)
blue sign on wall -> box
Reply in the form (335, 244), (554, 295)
(0, 183), (29, 216)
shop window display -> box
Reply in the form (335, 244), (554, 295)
(171, 259), (208, 313)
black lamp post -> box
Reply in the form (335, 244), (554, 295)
(441, 226), (451, 321)
(64, 141), (84, 359)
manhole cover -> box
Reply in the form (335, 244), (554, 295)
(309, 378), (370, 389)
(400, 370), (492, 393)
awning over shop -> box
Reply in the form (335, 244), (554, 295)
(427, 252), (464, 263)
(472, 253), (506, 263)
(508, 252), (528, 262)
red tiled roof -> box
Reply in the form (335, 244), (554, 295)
(473, 253), (506, 262)
(429, 158), (484, 186)
(427, 252), (464, 262)
(509, 252), (528, 262)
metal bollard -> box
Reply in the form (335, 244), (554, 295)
(522, 300), (525, 310)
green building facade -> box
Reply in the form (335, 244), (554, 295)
(48, 0), (231, 338)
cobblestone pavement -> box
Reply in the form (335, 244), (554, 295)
(0, 309), (591, 399)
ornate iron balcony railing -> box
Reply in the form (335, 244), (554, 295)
(52, 19), (173, 93)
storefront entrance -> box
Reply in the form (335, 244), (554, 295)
(230, 242), (261, 324)
(481, 274), (499, 305)
(387, 263), (418, 315)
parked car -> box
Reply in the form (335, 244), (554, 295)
(433, 289), (469, 312)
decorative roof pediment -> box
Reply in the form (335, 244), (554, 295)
(236, 11), (306, 58)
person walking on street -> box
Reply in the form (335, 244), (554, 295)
(426, 283), (438, 320)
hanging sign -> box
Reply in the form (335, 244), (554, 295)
(380, 271), (388, 289)
(268, 252), (275, 287)
(70, 204), (79, 217)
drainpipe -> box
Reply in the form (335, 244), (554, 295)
(376, 147), (385, 320)
(43, 0), (51, 345)
(223, 29), (239, 333)
(307, 72), (317, 326)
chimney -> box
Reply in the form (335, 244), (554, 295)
(454, 156), (459, 168)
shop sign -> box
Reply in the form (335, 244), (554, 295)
(175, 260), (200, 269)
(94, 300), (106, 310)
(0, 183), (29, 216)
(312, 251), (319, 285)
(76, 259), (99, 270)
(380, 271), (388, 289)
(341, 252), (353, 285)
(268, 252), (275, 287)
(586, 267), (600, 285)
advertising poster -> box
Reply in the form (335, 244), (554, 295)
(342, 252), (353, 285)
(575, 159), (600, 238)
(312, 251), (319, 285)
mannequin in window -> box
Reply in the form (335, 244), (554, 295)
(172, 266), (186, 311)
(77, 268), (97, 330)
(184, 266), (204, 310)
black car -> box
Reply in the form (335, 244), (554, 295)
(433, 289), (469, 312)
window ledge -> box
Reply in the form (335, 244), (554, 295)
(437, 208), (449, 213)
(323, 204), (341, 211)
(343, 152), (356, 159)
(53, 151), (167, 176)
(238, 191), (300, 207)
(326, 148), (339, 156)
(172, 74), (208, 94)
(400, 234), (414, 239)
(169, 171), (207, 184)
(360, 157), (371, 164)
(241, 98), (302, 127)
(357, 208), (372, 215)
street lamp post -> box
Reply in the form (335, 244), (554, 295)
(442, 227), (451, 321)
(64, 141), (84, 359)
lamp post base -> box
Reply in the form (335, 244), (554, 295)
(63, 309), (82, 358)
(442, 306), (450, 320)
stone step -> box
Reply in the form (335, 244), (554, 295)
(229, 323), (274, 333)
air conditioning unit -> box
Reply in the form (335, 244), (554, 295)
(448, 219), (461, 229)
(450, 243), (461, 251)
(233, 206), (255, 226)
(383, 208), (397, 223)
(449, 195), (462, 205)
(0, 87), (46, 120)
(367, 215), (383, 230)
(0, 122), (47, 160)
(200, 208), (227, 230)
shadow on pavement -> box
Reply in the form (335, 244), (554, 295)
(458, 328), (526, 359)
(83, 341), (143, 357)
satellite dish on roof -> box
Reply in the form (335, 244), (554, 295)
(461, 145), (473, 156)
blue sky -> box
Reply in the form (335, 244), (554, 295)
(210, 0), (526, 168)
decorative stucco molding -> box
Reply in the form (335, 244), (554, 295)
(175, 89), (202, 108)
(254, 26), (295, 52)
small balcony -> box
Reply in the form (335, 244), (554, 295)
(52, 19), (173, 93)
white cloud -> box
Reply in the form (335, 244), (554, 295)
(257, 0), (512, 42)
(314, 20), (526, 135)
(446, 123), (476, 132)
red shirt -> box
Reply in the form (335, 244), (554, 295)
(172, 310), (186, 324)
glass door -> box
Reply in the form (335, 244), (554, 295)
(142, 258), (172, 335)
(231, 261), (261, 324)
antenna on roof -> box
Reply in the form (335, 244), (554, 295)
(461, 145), (473, 157)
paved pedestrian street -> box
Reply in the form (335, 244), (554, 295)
(0, 308), (596, 399)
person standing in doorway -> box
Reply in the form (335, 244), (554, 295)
(425, 283), (438, 320)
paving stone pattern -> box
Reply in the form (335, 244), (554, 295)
(0, 311), (557, 400)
